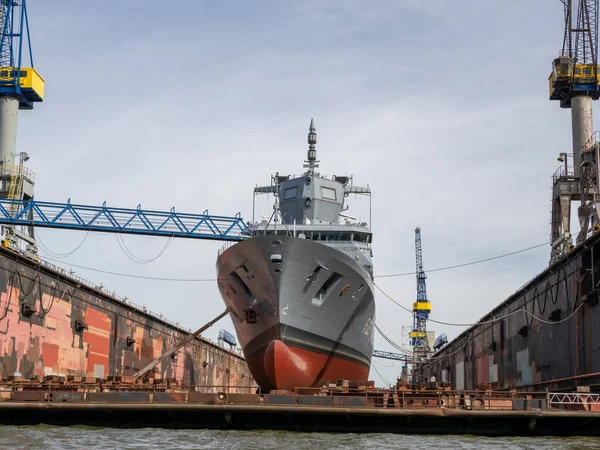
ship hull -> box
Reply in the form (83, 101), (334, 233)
(216, 235), (375, 392)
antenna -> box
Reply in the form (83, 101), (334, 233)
(303, 118), (319, 174)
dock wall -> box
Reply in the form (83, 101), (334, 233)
(1, 401), (599, 435)
(0, 246), (253, 392)
(425, 234), (600, 391)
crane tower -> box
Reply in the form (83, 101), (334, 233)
(0, 0), (44, 256)
(549, 0), (600, 262)
(411, 227), (431, 381)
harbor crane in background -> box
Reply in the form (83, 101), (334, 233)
(411, 227), (431, 382)
(549, 0), (600, 263)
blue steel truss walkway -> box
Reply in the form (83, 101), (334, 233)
(372, 350), (409, 362)
(0, 199), (249, 242)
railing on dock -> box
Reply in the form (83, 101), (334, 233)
(548, 392), (600, 406)
(290, 386), (550, 411)
(1, 377), (599, 413)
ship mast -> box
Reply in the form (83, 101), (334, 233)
(303, 118), (319, 175)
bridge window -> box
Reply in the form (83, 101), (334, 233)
(321, 186), (337, 201)
(354, 232), (371, 243)
(306, 231), (357, 242)
(284, 187), (297, 200)
(1, 70), (27, 78)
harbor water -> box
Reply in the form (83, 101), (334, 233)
(1, 426), (599, 449)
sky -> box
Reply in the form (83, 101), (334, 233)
(12, 0), (586, 387)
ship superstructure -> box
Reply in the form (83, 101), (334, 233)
(216, 120), (375, 391)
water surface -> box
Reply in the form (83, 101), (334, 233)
(1, 426), (599, 449)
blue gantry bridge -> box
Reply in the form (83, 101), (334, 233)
(0, 198), (250, 242)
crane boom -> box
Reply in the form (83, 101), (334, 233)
(411, 227), (431, 382)
(415, 228), (427, 303)
(574, 0), (598, 66)
(562, 0), (573, 59)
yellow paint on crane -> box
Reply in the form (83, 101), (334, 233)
(0, 66), (45, 101)
(412, 301), (431, 312)
(410, 331), (425, 338)
(548, 56), (600, 100)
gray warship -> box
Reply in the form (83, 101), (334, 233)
(216, 120), (375, 391)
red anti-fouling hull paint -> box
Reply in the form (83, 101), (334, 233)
(247, 339), (369, 392)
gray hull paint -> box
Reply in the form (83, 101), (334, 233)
(216, 235), (375, 370)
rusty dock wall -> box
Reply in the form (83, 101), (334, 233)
(0, 246), (254, 391)
(425, 232), (600, 392)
